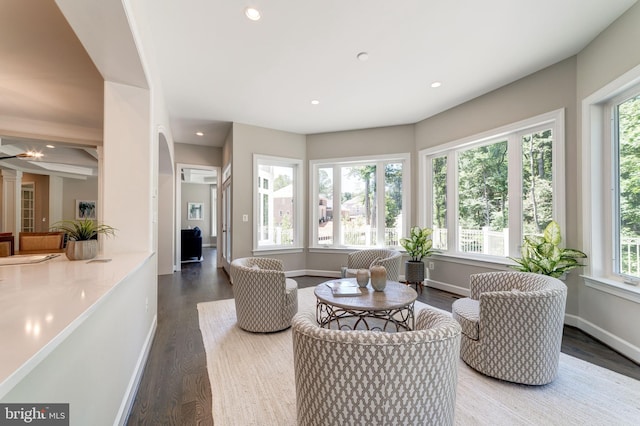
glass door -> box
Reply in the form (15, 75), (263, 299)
(21, 183), (35, 232)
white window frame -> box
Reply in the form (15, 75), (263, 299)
(210, 185), (217, 238)
(419, 109), (565, 263)
(582, 63), (640, 301)
(608, 86), (640, 282)
(310, 153), (411, 250)
(253, 154), (303, 253)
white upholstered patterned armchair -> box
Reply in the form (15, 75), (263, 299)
(346, 248), (402, 281)
(292, 308), (461, 425)
(230, 257), (298, 333)
(452, 271), (567, 385)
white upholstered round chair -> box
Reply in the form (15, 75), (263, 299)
(452, 271), (567, 385)
(230, 257), (298, 333)
(345, 248), (402, 281)
(292, 308), (461, 425)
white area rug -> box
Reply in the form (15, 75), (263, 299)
(198, 287), (640, 425)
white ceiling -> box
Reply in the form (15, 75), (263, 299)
(146, 0), (637, 147)
(1, 0), (638, 160)
(0, 136), (98, 179)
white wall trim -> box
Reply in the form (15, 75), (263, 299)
(285, 269), (315, 278)
(565, 313), (640, 364)
(425, 278), (470, 297)
(582, 275), (640, 304)
(117, 315), (157, 425)
(253, 247), (304, 256)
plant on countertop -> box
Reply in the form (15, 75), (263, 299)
(509, 220), (587, 278)
(50, 218), (116, 241)
(400, 226), (437, 261)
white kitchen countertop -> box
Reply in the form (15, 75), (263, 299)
(0, 251), (152, 398)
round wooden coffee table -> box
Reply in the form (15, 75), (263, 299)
(314, 278), (418, 332)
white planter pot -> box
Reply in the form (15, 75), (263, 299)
(65, 240), (98, 260)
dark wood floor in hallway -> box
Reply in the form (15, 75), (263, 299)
(126, 248), (640, 425)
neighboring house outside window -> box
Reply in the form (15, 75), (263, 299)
(420, 109), (565, 261)
(310, 153), (410, 249)
(253, 154), (303, 251)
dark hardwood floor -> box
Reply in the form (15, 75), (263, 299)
(126, 248), (640, 425)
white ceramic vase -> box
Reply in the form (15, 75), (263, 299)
(370, 265), (387, 291)
(356, 269), (369, 287)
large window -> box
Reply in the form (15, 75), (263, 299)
(253, 155), (303, 251)
(421, 110), (564, 260)
(583, 72), (640, 293)
(612, 90), (640, 279)
(311, 154), (410, 249)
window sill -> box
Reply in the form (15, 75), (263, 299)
(582, 275), (640, 304)
(308, 247), (354, 254)
(309, 246), (402, 254)
(252, 247), (304, 256)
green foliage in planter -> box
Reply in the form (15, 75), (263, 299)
(509, 220), (586, 278)
(400, 226), (437, 262)
(50, 219), (116, 241)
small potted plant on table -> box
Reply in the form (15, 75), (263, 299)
(50, 219), (116, 260)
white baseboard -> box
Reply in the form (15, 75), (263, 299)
(291, 269), (340, 278)
(425, 279), (470, 297)
(564, 313), (640, 364)
(117, 315), (157, 425)
(285, 269), (314, 278)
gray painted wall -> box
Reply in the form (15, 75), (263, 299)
(175, 143), (223, 167)
(62, 176), (98, 222)
(231, 122), (307, 271)
(415, 57), (579, 307)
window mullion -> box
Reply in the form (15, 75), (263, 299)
(449, 150), (458, 253)
(334, 166), (341, 246)
(507, 133), (521, 258)
(424, 156), (433, 232)
(376, 162), (386, 246)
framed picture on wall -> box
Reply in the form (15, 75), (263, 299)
(76, 200), (97, 219)
(188, 202), (204, 220)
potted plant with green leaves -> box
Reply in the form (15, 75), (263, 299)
(50, 219), (116, 260)
(400, 226), (437, 284)
(509, 220), (587, 278)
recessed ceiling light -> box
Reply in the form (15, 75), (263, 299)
(356, 52), (369, 62)
(196, 131), (204, 136)
(245, 7), (261, 21)
(311, 100), (320, 105)
(431, 81), (442, 88)
(46, 144), (55, 149)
